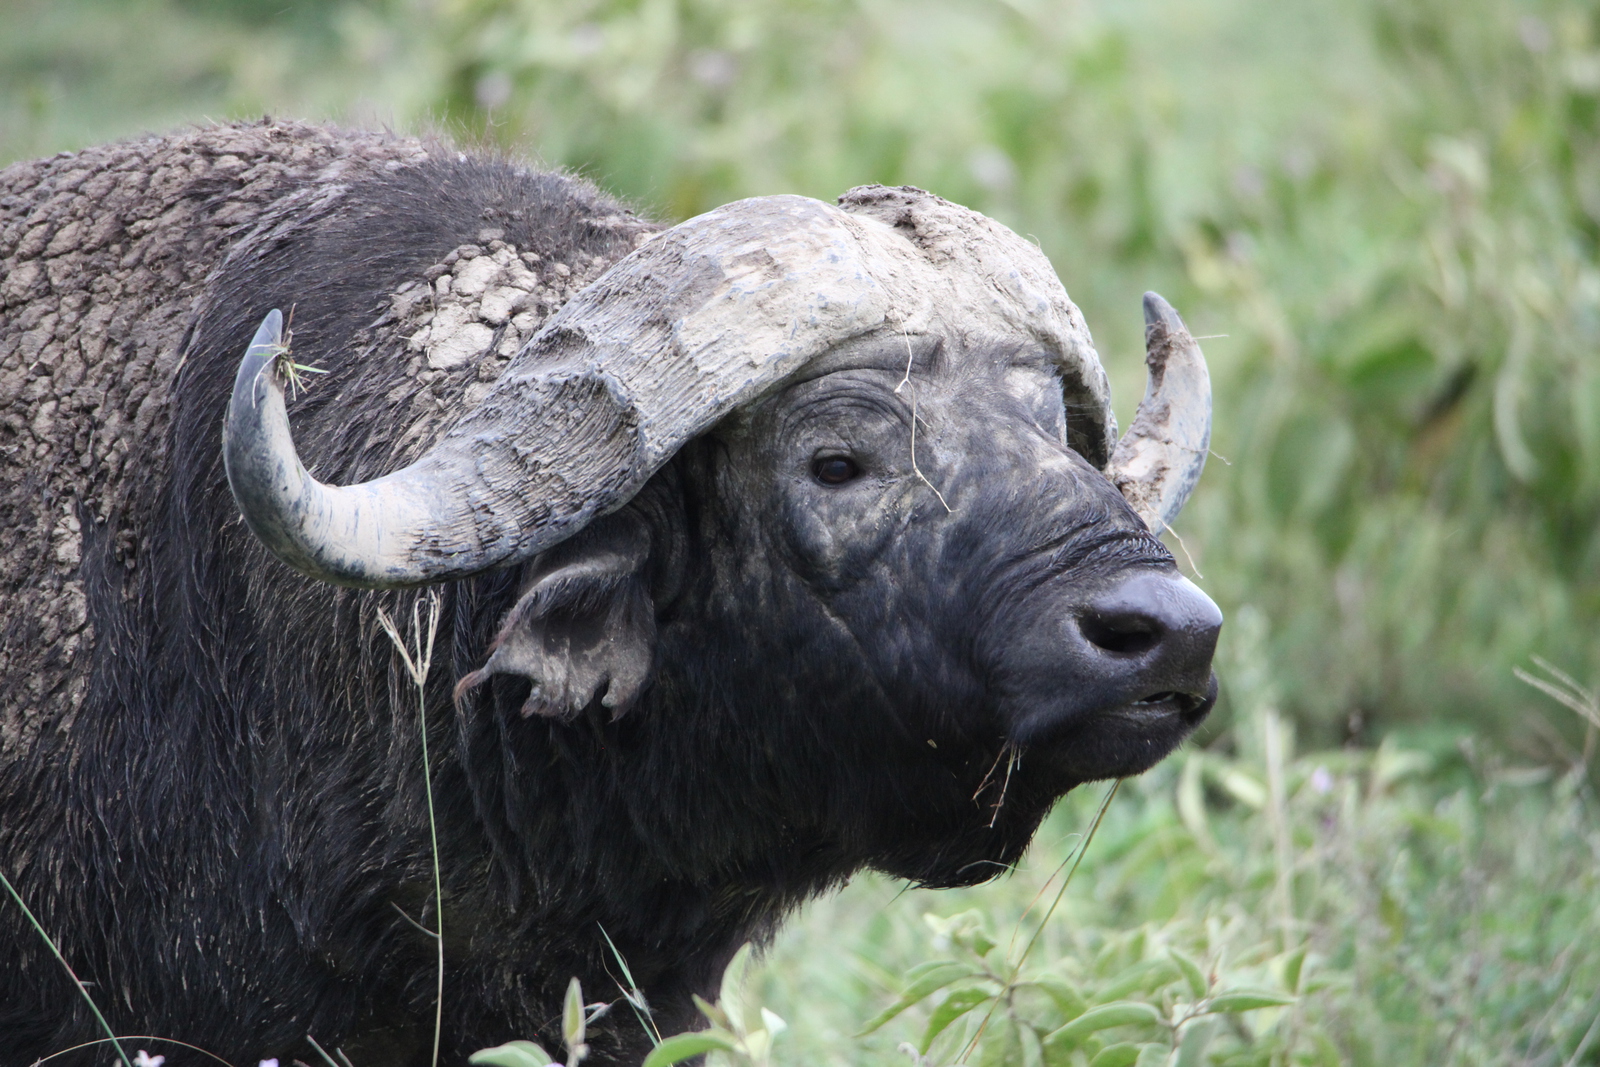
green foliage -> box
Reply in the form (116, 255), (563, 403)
(470, 1041), (557, 1067)
(640, 944), (790, 1067)
(470, 976), (596, 1067)
(0, 0), (442, 165)
(849, 865), (1302, 1066)
(755, 715), (1600, 1065)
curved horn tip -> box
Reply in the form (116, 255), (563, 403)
(234, 309), (286, 393)
(1142, 291), (1184, 333)
(1108, 290), (1212, 537)
(252, 308), (284, 350)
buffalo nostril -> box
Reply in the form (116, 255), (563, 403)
(1078, 570), (1223, 663)
(1079, 612), (1163, 655)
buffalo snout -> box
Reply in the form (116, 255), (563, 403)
(1077, 569), (1222, 716)
(994, 561), (1221, 781)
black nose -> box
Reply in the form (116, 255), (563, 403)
(1079, 570), (1222, 700)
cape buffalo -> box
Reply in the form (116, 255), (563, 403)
(0, 120), (1220, 1065)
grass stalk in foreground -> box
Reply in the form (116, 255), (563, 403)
(600, 921), (663, 1045)
(0, 866), (134, 1067)
(377, 592), (445, 1067)
(955, 777), (1122, 1064)
(31, 1036), (237, 1067)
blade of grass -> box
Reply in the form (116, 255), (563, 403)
(1515, 665), (1600, 729)
(30, 1036), (237, 1067)
(1002, 830), (1083, 961)
(1516, 661), (1600, 769)
(0, 865), (134, 1067)
(599, 922), (662, 1045)
(1564, 1004), (1600, 1067)
(894, 329), (953, 515)
(306, 1034), (343, 1067)
(1012, 779), (1122, 976)
(377, 591), (445, 1067)
(1263, 708), (1296, 944)
(957, 779), (1123, 1064)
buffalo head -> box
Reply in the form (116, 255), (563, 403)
(221, 184), (1219, 885)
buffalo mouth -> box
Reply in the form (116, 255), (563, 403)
(1002, 672), (1218, 786)
(1002, 669), (1218, 746)
(1112, 680), (1217, 724)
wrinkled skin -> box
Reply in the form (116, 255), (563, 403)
(697, 331), (1208, 819)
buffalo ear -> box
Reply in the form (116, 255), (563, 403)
(455, 515), (656, 720)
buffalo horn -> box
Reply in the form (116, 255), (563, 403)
(224, 189), (1117, 588)
(1106, 292), (1213, 537)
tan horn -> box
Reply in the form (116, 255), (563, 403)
(1106, 292), (1213, 536)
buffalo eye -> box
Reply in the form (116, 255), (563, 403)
(812, 455), (861, 485)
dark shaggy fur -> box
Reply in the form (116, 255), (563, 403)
(0, 123), (1205, 1066)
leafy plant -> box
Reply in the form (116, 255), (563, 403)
(859, 907), (1296, 1066)
(471, 977), (594, 1067)
(641, 944), (789, 1067)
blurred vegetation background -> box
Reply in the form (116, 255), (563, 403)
(5, 0), (1597, 759)
(5, 0), (1600, 1063)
